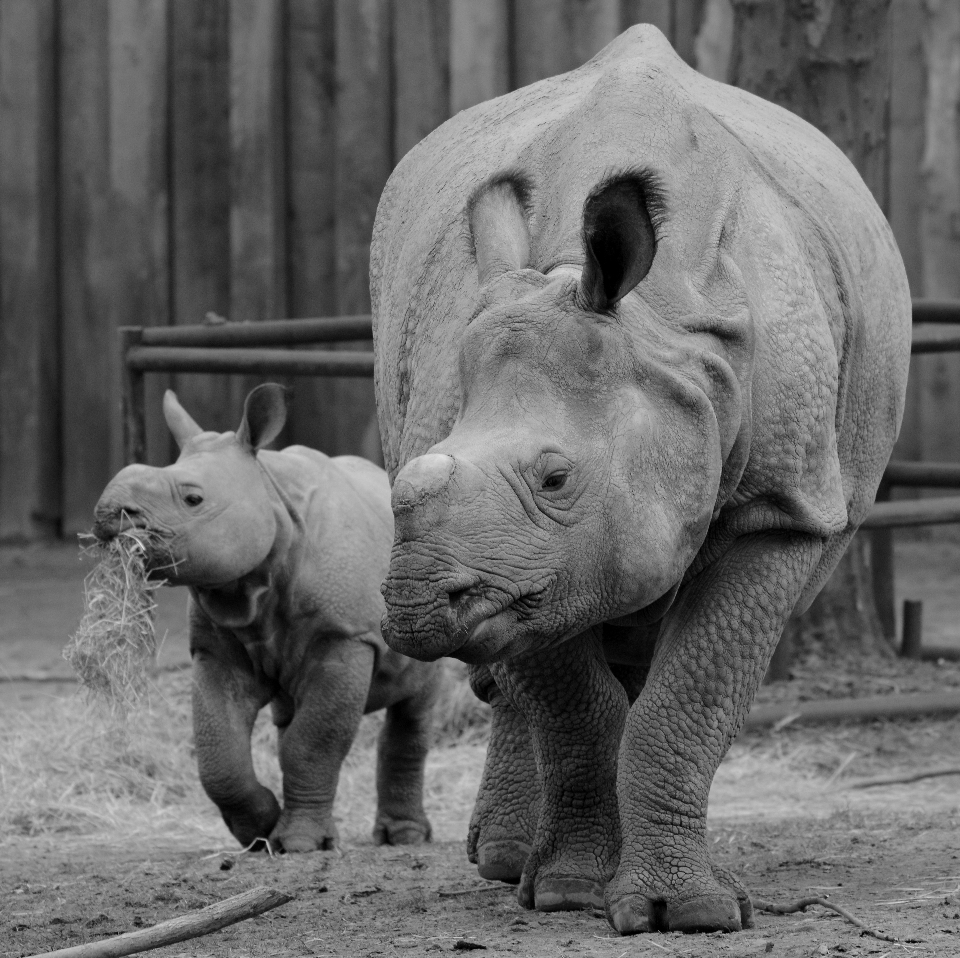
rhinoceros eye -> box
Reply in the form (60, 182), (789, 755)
(541, 471), (568, 492)
(184, 493), (204, 507)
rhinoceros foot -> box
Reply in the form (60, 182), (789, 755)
(534, 876), (605, 912)
(269, 811), (339, 853)
(220, 790), (281, 852)
(474, 840), (530, 884)
(372, 815), (431, 846)
(605, 863), (754, 935)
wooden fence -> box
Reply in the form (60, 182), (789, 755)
(0, 0), (944, 540)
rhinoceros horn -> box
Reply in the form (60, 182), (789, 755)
(163, 390), (203, 449)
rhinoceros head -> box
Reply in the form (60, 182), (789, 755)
(381, 177), (738, 663)
(94, 384), (288, 587)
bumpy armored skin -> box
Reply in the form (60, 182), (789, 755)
(94, 385), (441, 852)
(370, 27), (911, 934)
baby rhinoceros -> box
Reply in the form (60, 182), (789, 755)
(94, 383), (441, 852)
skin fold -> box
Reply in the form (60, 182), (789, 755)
(94, 384), (441, 852)
(370, 26), (911, 934)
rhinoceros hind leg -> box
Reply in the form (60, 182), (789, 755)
(372, 665), (441, 846)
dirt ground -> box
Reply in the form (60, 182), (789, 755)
(2, 540), (960, 957)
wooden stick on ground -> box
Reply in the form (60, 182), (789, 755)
(28, 885), (294, 958)
(846, 766), (960, 789)
(754, 896), (900, 943)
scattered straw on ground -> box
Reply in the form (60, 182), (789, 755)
(62, 530), (167, 715)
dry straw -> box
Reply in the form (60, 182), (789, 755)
(63, 528), (170, 715)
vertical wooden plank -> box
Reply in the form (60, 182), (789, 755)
(59, 1), (110, 535)
(0, 0), (59, 540)
(694, 0), (733, 82)
(332, 0), (391, 460)
(514, 0), (619, 88)
(394, 0), (450, 160)
(919, 1), (960, 470)
(60, 1), (171, 535)
(621, 0), (672, 36)
(229, 0), (286, 326)
(286, 0), (338, 452)
(567, 0), (620, 70)
(450, 0), (509, 113)
(109, 0), (170, 468)
(673, 0), (709, 67)
(513, 0), (569, 88)
(889, 0), (925, 464)
(170, 0), (234, 434)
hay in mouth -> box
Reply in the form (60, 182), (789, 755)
(63, 524), (176, 716)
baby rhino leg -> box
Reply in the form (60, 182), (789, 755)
(192, 647), (278, 850)
(373, 665), (441, 846)
(272, 639), (374, 852)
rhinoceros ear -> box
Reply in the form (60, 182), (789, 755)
(163, 390), (204, 450)
(579, 176), (657, 312)
(236, 383), (289, 453)
(469, 178), (531, 286)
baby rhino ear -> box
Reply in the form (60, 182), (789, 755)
(236, 383), (289, 453)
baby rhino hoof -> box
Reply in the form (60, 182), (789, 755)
(476, 840), (531, 885)
(608, 893), (744, 936)
(373, 817), (431, 846)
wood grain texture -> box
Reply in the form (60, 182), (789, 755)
(108, 0), (170, 469)
(730, 0), (891, 210)
(60, 1), (170, 534)
(514, 0), (620, 88)
(620, 0), (672, 35)
(394, 0), (450, 161)
(170, 0), (234, 434)
(59, 0), (111, 536)
(229, 0), (287, 437)
(450, 0), (509, 113)
(286, 0), (338, 451)
(332, 0), (392, 461)
(918, 0), (960, 468)
(0, 0), (58, 539)
(889, 0), (925, 464)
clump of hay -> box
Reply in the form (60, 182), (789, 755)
(63, 529), (168, 715)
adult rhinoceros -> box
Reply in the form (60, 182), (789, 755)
(371, 25), (910, 935)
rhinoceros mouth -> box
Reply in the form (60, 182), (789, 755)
(91, 511), (179, 579)
(443, 580), (552, 661)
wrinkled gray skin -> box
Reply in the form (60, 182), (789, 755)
(371, 27), (911, 934)
(94, 384), (441, 852)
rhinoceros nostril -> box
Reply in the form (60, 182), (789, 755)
(447, 586), (470, 610)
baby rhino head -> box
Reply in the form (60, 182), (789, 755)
(94, 384), (288, 587)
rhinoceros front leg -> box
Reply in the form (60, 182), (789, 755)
(271, 639), (374, 852)
(467, 663), (541, 884)
(607, 531), (821, 935)
(192, 650), (279, 849)
(490, 627), (628, 912)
